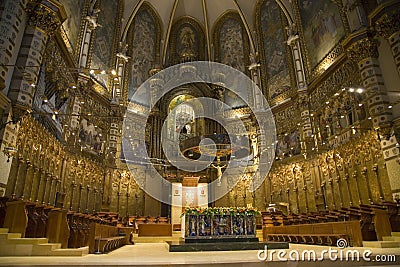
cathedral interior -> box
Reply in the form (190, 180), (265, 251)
(0, 0), (400, 265)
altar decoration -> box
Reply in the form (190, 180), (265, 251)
(181, 207), (260, 238)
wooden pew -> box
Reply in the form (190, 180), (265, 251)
(89, 222), (131, 253)
(263, 221), (363, 247)
(382, 201), (400, 232)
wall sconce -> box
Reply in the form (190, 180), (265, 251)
(3, 146), (17, 162)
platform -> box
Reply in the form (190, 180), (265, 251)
(167, 241), (289, 252)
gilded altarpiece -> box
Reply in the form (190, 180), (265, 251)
(267, 132), (392, 214)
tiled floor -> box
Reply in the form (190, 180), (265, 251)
(0, 243), (399, 266)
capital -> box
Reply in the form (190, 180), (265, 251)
(347, 37), (379, 62)
(26, 0), (67, 34)
(375, 12), (400, 39)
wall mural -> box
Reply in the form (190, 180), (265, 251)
(276, 129), (301, 159)
(128, 7), (158, 103)
(60, 0), (86, 51)
(214, 14), (249, 108)
(169, 18), (205, 64)
(219, 18), (246, 73)
(78, 117), (104, 155)
(91, 0), (120, 88)
(299, 0), (345, 69)
(259, 0), (291, 100)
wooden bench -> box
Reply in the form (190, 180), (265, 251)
(263, 221), (363, 247)
(94, 236), (126, 253)
(138, 223), (172, 236)
(266, 234), (349, 246)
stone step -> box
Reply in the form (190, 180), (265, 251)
(0, 228), (9, 234)
(383, 236), (400, 242)
(7, 237), (48, 245)
(0, 232), (22, 240)
(363, 241), (400, 248)
(32, 243), (62, 256)
(392, 232), (400, 237)
(49, 246), (89, 256)
(134, 236), (181, 243)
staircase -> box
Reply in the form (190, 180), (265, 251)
(0, 228), (89, 256)
(363, 232), (400, 248)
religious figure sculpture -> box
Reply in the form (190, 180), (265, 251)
(211, 157), (227, 186)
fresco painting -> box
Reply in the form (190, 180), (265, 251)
(60, 0), (86, 50)
(299, 0), (345, 69)
(260, 0), (292, 100)
(128, 9), (157, 102)
(91, 0), (119, 88)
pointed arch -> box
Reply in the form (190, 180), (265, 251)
(212, 11), (250, 75)
(168, 16), (206, 65)
(124, 2), (163, 103)
(255, 0), (294, 102)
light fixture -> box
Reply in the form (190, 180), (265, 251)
(357, 88), (363, 93)
(349, 88), (355, 92)
(388, 105), (393, 109)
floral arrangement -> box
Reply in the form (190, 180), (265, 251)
(181, 206), (260, 217)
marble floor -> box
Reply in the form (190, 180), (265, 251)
(0, 243), (399, 267)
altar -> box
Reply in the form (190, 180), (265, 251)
(182, 207), (258, 241)
(167, 206), (289, 252)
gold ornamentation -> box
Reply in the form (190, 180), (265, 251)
(347, 38), (379, 62)
(375, 12), (400, 39)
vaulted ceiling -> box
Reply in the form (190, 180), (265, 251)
(121, 0), (294, 64)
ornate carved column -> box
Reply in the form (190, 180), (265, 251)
(346, 33), (400, 200)
(113, 42), (130, 102)
(20, 161), (33, 200)
(248, 52), (264, 110)
(347, 35), (392, 135)
(373, 3), (400, 76)
(77, 5), (100, 69)
(286, 22), (314, 154)
(8, 0), (66, 121)
(5, 155), (21, 198)
(31, 166), (40, 202)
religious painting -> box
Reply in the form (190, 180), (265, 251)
(258, 0), (292, 100)
(59, 0), (86, 51)
(90, 0), (120, 88)
(213, 13), (250, 108)
(78, 117), (104, 155)
(169, 18), (205, 64)
(218, 18), (247, 73)
(275, 129), (301, 159)
(299, 0), (345, 69)
(127, 5), (161, 104)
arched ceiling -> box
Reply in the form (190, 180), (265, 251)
(121, 0), (294, 64)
